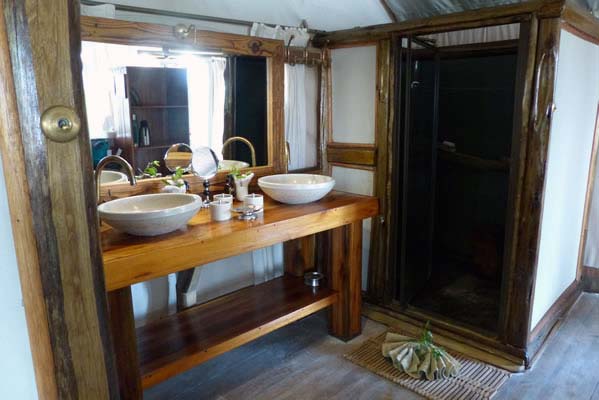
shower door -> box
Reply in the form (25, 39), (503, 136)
(392, 36), (440, 306)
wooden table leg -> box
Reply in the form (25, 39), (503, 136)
(284, 235), (317, 277)
(108, 287), (142, 399)
(327, 221), (363, 341)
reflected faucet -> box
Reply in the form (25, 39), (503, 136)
(95, 155), (137, 203)
(222, 136), (256, 167)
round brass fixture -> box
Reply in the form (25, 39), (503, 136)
(40, 105), (81, 143)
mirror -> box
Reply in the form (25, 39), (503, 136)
(192, 146), (219, 179)
(164, 143), (193, 172)
(83, 41), (269, 176)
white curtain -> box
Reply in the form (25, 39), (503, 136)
(422, 24), (520, 47)
(251, 22), (316, 170)
(186, 56), (227, 156)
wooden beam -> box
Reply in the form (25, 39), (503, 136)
(499, 17), (538, 345)
(326, 142), (376, 166)
(108, 288), (142, 399)
(1, 0), (118, 398)
(0, 2), (58, 397)
(562, 2), (599, 44)
(507, 18), (561, 349)
(81, 16), (282, 57)
(313, 0), (565, 47)
(367, 39), (392, 303)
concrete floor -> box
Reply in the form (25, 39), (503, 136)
(146, 293), (599, 400)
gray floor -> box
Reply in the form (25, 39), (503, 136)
(146, 293), (599, 400)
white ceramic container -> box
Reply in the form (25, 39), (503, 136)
(213, 193), (233, 204)
(99, 170), (128, 186)
(257, 174), (335, 205)
(244, 193), (264, 210)
(98, 193), (202, 236)
(210, 199), (232, 221)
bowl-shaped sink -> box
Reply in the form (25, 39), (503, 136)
(98, 193), (202, 236)
(99, 170), (128, 186)
(258, 174), (335, 205)
(219, 159), (250, 171)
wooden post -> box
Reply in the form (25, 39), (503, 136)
(327, 222), (363, 340)
(284, 235), (317, 277)
(108, 288), (142, 399)
(0, 0), (118, 398)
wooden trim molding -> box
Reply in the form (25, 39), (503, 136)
(81, 16), (282, 57)
(82, 16), (287, 192)
(576, 104), (599, 281)
(1, 0), (118, 398)
(326, 142), (376, 166)
(582, 266), (599, 293)
(313, 0), (565, 46)
(561, 3), (599, 44)
(527, 280), (582, 365)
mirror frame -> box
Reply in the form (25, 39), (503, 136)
(81, 16), (286, 200)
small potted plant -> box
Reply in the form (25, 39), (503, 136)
(140, 160), (162, 179)
(162, 166), (187, 193)
(229, 167), (254, 201)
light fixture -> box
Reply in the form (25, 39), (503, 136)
(137, 47), (224, 59)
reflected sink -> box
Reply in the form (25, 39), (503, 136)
(258, 174), (335, 205)
(99, 170), (128, 186)
(98, 193), (203, 236)
(219, 160), (250, 171)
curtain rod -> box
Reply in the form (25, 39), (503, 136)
(80, 0), (324, 34)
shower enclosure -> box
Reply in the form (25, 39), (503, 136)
(391, 36), (519, 333)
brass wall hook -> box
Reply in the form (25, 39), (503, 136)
(174, 24), (196, 40)
(40, 105), (81, 143)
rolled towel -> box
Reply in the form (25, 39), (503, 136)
(381, 331), (461, 380)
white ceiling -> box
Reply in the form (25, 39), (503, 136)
(97, 0), (393, 31)
(90, 0), (599, 32)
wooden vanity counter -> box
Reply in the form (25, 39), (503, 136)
(102, 191), (378, 397)
(102, 190), (378, 291)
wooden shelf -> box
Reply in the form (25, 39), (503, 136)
(134, 144), (171, 151)
(438, 148), (510, 171)
(137, 275), (338, 388)
(131, 105), (188, 109)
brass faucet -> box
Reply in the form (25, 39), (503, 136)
(221, 136), (256, 167)
(95, 155), (136, 203)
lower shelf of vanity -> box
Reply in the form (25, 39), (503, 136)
(137, 274), (338, 388)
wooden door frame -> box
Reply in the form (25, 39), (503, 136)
(359, 12), (564, 362)
(0, 1), (117, 398)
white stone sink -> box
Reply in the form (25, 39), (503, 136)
(98, 193), (203, 236)
(258, 174), (335, 205)
(99, 170), (128, 186)
(219, 159), (250, 171)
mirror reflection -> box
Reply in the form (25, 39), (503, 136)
(164, 143), (193, 173)
(83, 41), (268, 176)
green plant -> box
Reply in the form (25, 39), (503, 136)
(143, 160), (160, 177)
(416, 322), (447, 360)
(229, 166), (249, 180)
(163, 166), (186, 188)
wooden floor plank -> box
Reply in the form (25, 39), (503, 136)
(145, 293), (599, 400)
